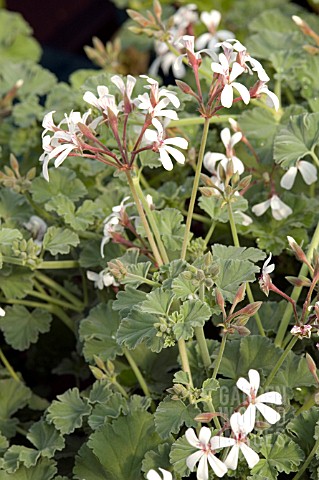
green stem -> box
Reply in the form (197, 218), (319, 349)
(227, 202), (265, 336)
(27, 290), (82, 312)
(177, 338), (194, 388)
(195, 284), (212, 371)
(309, 149), (319, 167)
(123, 347), (151, 397)
(181, 117), (210, 260)
(275, 221), (319, 347)
(212, 333), (228, 380)
(127, 274), (161, 287)
(204, 221), (216, 248)
(292, 435), (319, 480)
(35, 271), (83, 308)
(38, 260), (80, 269)
(126, 171), (163, 267)
(182, 210), (211, 225)
(133, 176), (170, 264)
(205, 398), (222, 431)
(113, 379), (129, 398)
(0, 348), (20, 381)
(169, 115), (238, 128)
(264, 337), (298, 388)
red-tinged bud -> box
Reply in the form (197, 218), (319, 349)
(77, 122), (95, 139)
(195, 412), (228, 423)
(234, 283), (247, 304)
(238, 175), (252, 190)
(287, 236), (308, 264)
(306, 353), (319, 384)
(303, 45), (319, 55)
(254, 421), (270, 430)
(232, 325), (251, 336)
(199, 187), (215, 197)
(127, 9), (153, 27)
(215, 287), (225, 312)
(229, 302), (262, 323)
(175, 80), (197, 97)
(285, 276), (312, 287)
(292, 15), (319, 45)
(153, 0), (162, 21)
(9, 154), (20, 175)
(200, 173), (215, 187)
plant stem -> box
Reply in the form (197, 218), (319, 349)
(205, 398), (222, 431)
(195, 284), (211, 371)
(133, 176), (170, 264)
(126, 171), (163, 267)
(113, 379), (129, 398)
(204, 221), (216, 247)
(27, 290), (82, 312)
(0, 348), (20, 382)
(169, 115), (238, 128)
(38, 260), (80, 269)
(292, 435), (319, 480)
(35, 271), (83, 308)
(126, 274), (161, 287)
(227, 202), (265, 336)
(264, 336), (298, 388)
(181, 117), (210, 260)
(123, 347), (151, 397)
(182, 210), (211, 225)
(275, 221), (319, 347)
(177, 338), (194, 388)
(212, 333), (228, 380)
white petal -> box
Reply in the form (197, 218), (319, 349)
(198, 427), (212, 447)
(83, 91), (99, 108)
(260, 86), (280, 111)
(248, 369), (260, 393)
(41, 154), (50, 182)
(111, 75), (125, 93)
(54, 145), (75, 167)
(146, 470), (161, 480)
(197, 454), (209, 480)
(256, 402), (281, 424)
(224, 445), (239, 470)
(251, 199), (271, 217)
(280, 167), (297, 190)
(0, 307), (5, 317)
(207, 453), (228, 478)
(97, 85), (109, 97)
(210, 436), (235, 450)
(230, 412), (244, 438)
(230, 131), (243, 147)
(242, 403), (256, 433)
(164, 137), (188, 149)
(221, 84), (233, 108)
(236, 377), (252, 396)
(159, 468), (172, 480)
(156, 109), (179, 120)
(298, 161), (317, 185)
(240, 443), (260, 468)
(231, 82), (250, 105)
(152, 118), (164, 137)
(164, 145), (186, 165)
(231, 156), (245, 174)
(229, 62), (245, 82)
(185, 428), (199, 448)
(196, 32), (213, 50)
(186, 451), (203, 471)
(211, 62), (226, 75)
(220, 128), (231, 149)
(257, 391), (282, 405)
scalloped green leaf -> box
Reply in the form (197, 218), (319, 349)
(154, 397), (200, 439)
(251, 433), (304, 479)
(142, 443), (173, 476)
(87, 410), (161, 480)
(116, 307), (161, 352)
(0, 61), (56, 98)
(0, 457), (57, 479)
(0, 229), (22, 249)
(286, 408), (319, 456)
(0, 266), (34, 299)
(73, 444), (111, 480)
(30, 167), (87, 204)
(46, 388), (91, 435)
(273, 350), (315, 389)
(12, 97), (43, 128)
(173, 300), (212, 341)
(113, 286), (147, 318)
(79, 302), (122, 362)
(153, 208), (186, 251)
(26, 421), (65, 458)
(0, 190), (33, 227)
(214, 258), (260, 301)
(274, 113), (319, 168)
(2, 446), (39, 472)
(246, 30), (302, 60)
(171, 272), (198, 300)
(122, 262), (153, 287)
(46, 195), (98, 231)
(140, 289), (174, 316)
(42, 227), (79, 256)
(170, 434), (194, 477)
(212, 244), (266, 263)
(199, 195), (249, 224)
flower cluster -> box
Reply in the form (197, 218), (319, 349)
(184, 369), (281, 479)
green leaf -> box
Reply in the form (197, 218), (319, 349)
(247, 30), (302, 60)
(12, 96), (43, 128)
(117, 307), (161, 352)
(171, 272), (198, 300)
(46, 388), (91, 435)
(87, 411), (161, 480)
(273, 350), (316, 389)
(170, 434), (194, 477)
(142, 443), (172, 476)
(153, 208), (186, 252)
(0, 229), (22, 249)
(79, 302), (122, 362)
(249, 8), (298, 33)
(0, 61), (56, 98)
(141, 289), (174, 316)
(154, 397), (200, 439)
(173, 300), (212, 341)
(212, 244), (266, 263)
(122, 262), (153, 287)
(73, 444), (109, 480)
(30, 167), (87, 204)
(214, 259), (260, 301)
(161, 259), (188, 289)
(286, 408), (319, 456)
(42, 227), (80, 255)
(0, 306), (52, 350)
(113, 286), (147, 318)
(274, 113), (319, 168)
(247, 300), (286, 335)
(2, 446), (39, 472)
(251, 433), (304, 479)
(46, 195), (99, 231)
(0, 190), (33, 227)
(88, 393), (127, 430)
(199, 195), (249, 224)
(0, 458), (57, 479)
(0, 266), (34, 299)
(26, 421), (65, 458)
(0, 379), (32, 437)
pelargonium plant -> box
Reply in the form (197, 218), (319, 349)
(0, 1), (319, 479)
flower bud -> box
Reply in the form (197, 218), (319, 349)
(306, 353), (319, 384)
(153, 0), (162, 21)
(287, 236), (308, 263)
(285, 276), (312, 287)
(89, 366), (105, 380)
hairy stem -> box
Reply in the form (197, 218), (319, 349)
(292, 435), (319, 480)
(0, 348), (20, 382)
(195, 284), (212, 371)
(178, 338), (194, 388)
(123, 347), (151, 397)
(181, 117), (210, 260)
(35, 271), (83, 308)
(212, 333), (228, 380)
(264, 336), (298, 387)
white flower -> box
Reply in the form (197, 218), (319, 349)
(280, 160), (317, 190)
(204, 128), (244, 175)
(146, 468), (172, 480)
(224, 412), (260, 470)
(86, 270), (118, 289)
(259, 253), (275, 296)
(150, 43), (186, 79)
(0, 307), (5, 317)
(196, 10), (234, 50)
(138, 76), (180, 120)
(211, 53), (250, 108)
(262, 253), (275, 277)
(144, 118), (188, 170)
(252, 194), (292, 221)
(291, 324), (312, 339)
(252, 81), (280, 111)
(83, 85), (109, 110)
(111, 75), (137, 112)
(100, 197), (132, 257)
(185, 427), (230, 479)
(23, 215), (47, 245)
(235, 211), (253, 226)
(236, 369), (282, 431)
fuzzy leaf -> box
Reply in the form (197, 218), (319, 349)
(154, 397), (200, 439)
(142, 443), (172, 476)
(73, 444), (109, 480)
(214, 258), (260, 301)
(87, 411), (161, 480)
(27, 421), (65, 458)
(0, 379), (32, 419)
(42, 227), (79, 255)
(286, 408), (319, 456)
(122, 262), (153, 287)
(117, 307), (161, 352)
(170, 434), (194, 477)
(0, 267), (34, 299)
(30, 167), (87, 204)
(0, 306), (52, 350)
(171, 273), (198, 300)
(212, 244), (266, 263)
(79, 302), (122, 362)
(199, 195), (249, 224)
(113, 286), (147, 318)
(274, 113), (319, 168)
(153, 208), (186, 251)
(46, 388), (91, 435)
(0, 190), (33, 227)
(140, 289), (174, 316)
(0, 229), (22, 249)
(273, 350), (316, 389)
(0, 61), (56, 98)
(0, 457), (57, 479)
(251, 433), (304, 479)
(173, 300), (212, 341)
(46, 195), (98, 231)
